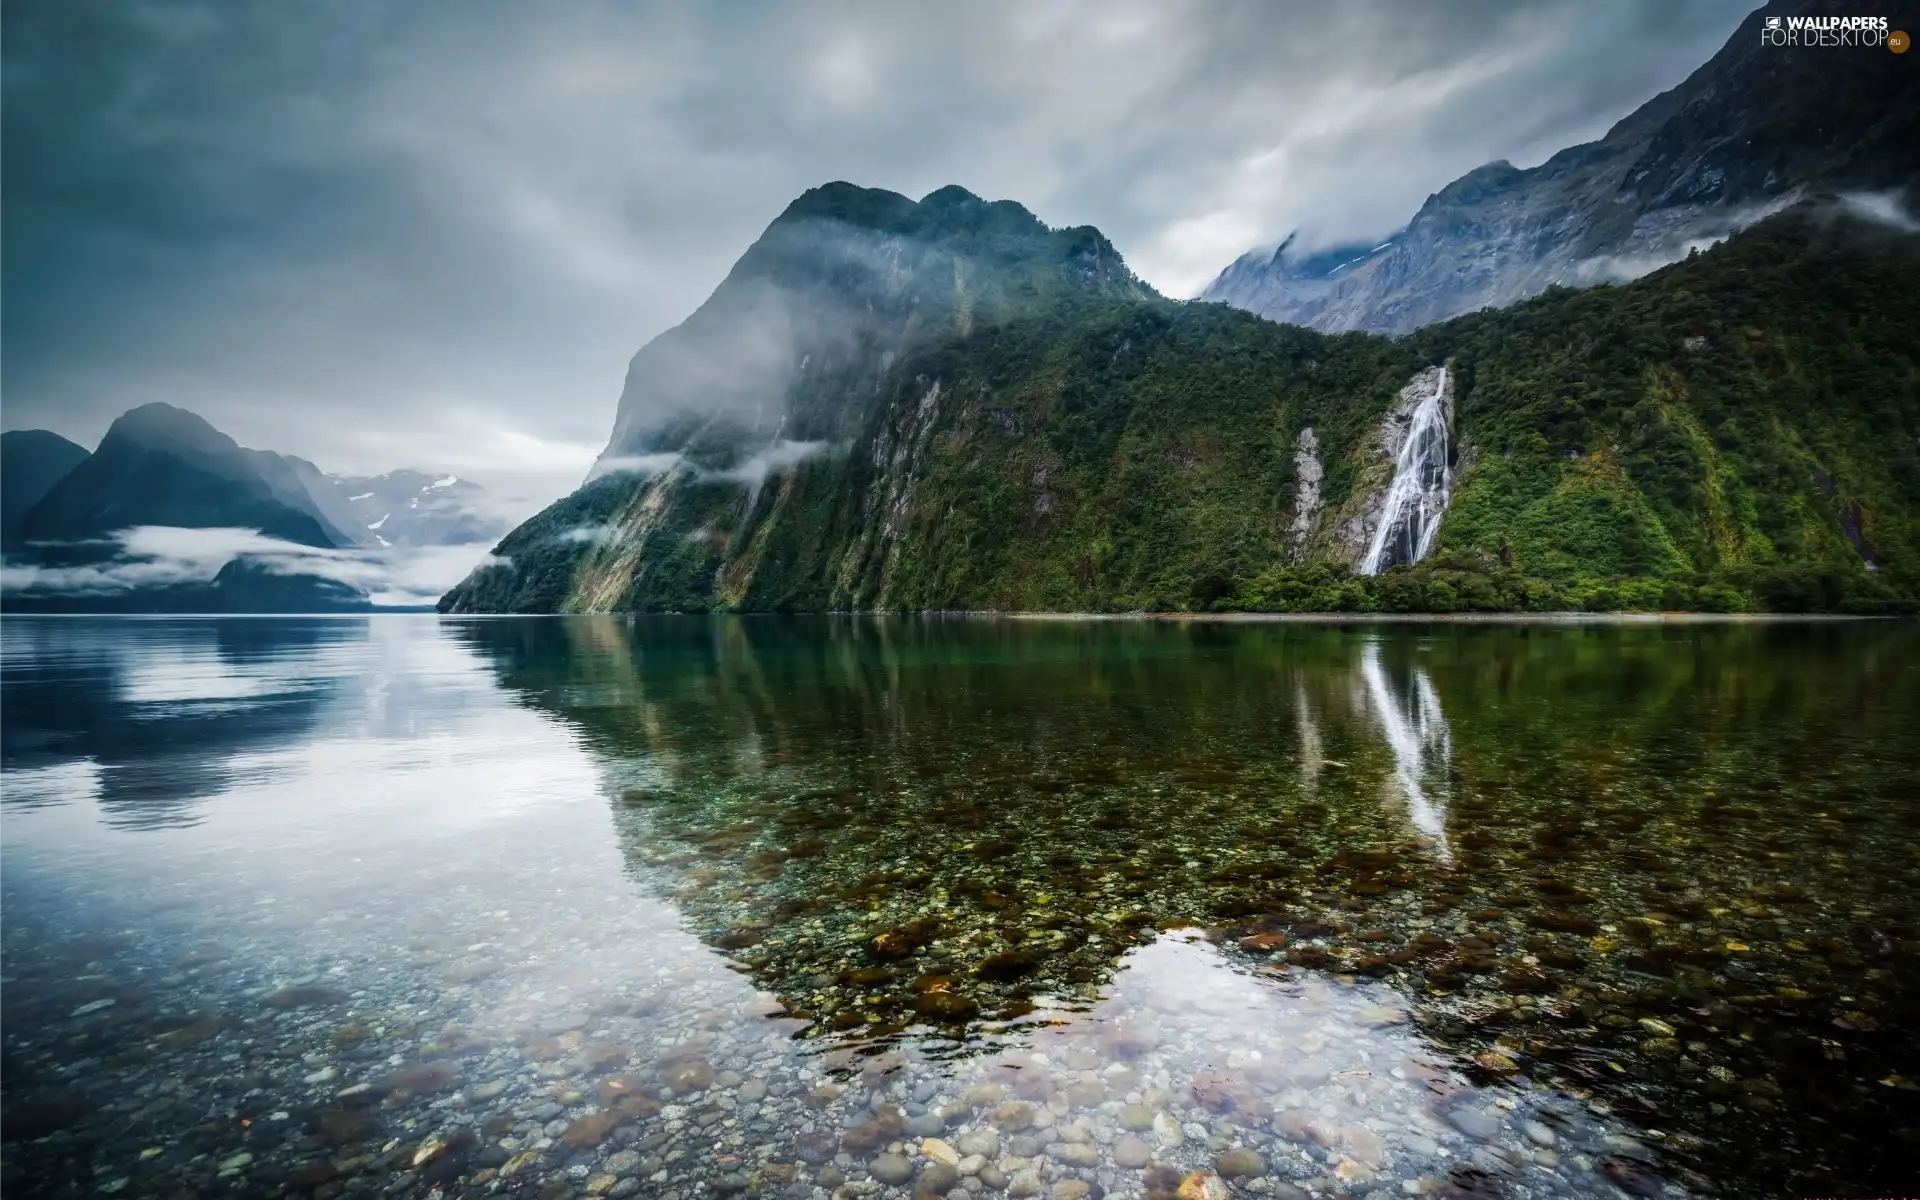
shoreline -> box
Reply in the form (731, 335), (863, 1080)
(1, 609), (1903, 622)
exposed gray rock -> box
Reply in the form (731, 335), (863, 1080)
(1202, 7), (1916, 334)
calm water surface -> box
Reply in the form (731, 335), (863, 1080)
(2, 616), (1917, 1200)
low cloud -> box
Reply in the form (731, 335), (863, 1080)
(593, 452), (686, 479)
(1, 526), (504, 608)
(1569, 193), (1805, 285)
(551, 523), (617, 544)
(709, 439), (830, 486)
(1834, 190), (1919, 234)
(1568, 190), (1920, 288)
(590, 440), (831, 490)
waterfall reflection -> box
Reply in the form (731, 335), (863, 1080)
(1358, 642), (1453, 864)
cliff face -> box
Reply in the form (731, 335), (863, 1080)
(446, 198), (1918, 615)
(1201, 0), (1920, 334)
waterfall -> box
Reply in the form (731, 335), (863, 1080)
(1360, 366), (1450, 575)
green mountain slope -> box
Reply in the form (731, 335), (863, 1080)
(1407, 211), (1919, 612)
(444, 200), (1919, 615)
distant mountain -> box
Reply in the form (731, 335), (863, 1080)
(1202, 0), (1919, 334)
(3, 404), (370, 612)
(3, 402), (501, 611)
(302, 469), (505, 548)
(16, 403), (345, 550)
(444, 174), (1919, 616)
(0, 558), (372, 614)
(1, 429), (90, 548)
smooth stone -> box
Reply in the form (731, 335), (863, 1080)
(1446, 1107), (1501, 1141)
(1049, 1142), (1098, 1168)
(738, 1079), (767, 1103)
(923, 1138), (961, 1166)
(990, 1102), (1036, 1131)
(604, 1150), (641, 1176)
(1523, 1120), (1557, 1148)
(1344, 1125), (1385, 1165)
(956, 1130), (1000, 1159)
(919, 1162), (961, 1195)
(1051, 1184), (1090, 1200)
(906, 1112), (948, 1137)
(871, 1154), (913, 1186)
(1215, 1149), (1265, 1179)
(957, 1154), (987, 1176)
(1118, 1105), (1154, 1132)
(1113, 1136), (1153, 1169)
(1008, 1169), (1043, 1197)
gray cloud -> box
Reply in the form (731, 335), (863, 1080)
(3, 0), (1756, 522)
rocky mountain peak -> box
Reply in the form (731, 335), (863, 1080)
(1202, 0), (1918, 334)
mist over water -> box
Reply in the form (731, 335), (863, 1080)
(3, 616), (1917, 1199)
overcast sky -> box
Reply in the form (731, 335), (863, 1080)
(3, 0), (1756, 521)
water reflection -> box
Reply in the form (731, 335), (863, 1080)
(0, 615), (1915, 1200)
(456, 615), (1920, 1197)
(1357, 642), (1452, 864)
(0, 618), (358, 828)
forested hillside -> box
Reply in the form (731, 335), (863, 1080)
(443, 201), (1918, 615)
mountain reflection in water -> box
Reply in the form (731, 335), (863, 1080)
(455, 615), (1920, 1195)
(0, 615), (1915, 1200)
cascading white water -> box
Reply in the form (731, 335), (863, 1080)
(1360, 366), (1450, 575)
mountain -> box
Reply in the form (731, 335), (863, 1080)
(298, 469), (505, 548)
(3, 404), (374, 613)
(3, 402), (503, 612)
(16, 404), (345, 551)
(1201, 0), (1919, 334)
(444, 183), (1919, 616)
(0, 558), (372, 614)
(444, 182), (1152, 612)
(596, 181), (1149, 471)
(1, 430), (90, 548)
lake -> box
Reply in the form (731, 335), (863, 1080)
(2, 615), (1916, 1199)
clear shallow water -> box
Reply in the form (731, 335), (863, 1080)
(2, 616), (1917, 1200)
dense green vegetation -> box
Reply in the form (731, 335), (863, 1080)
(1413, 213), (1919, 613)
(444, 208), (1919, 615)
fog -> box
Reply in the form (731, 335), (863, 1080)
(0, 526), (502, 608)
